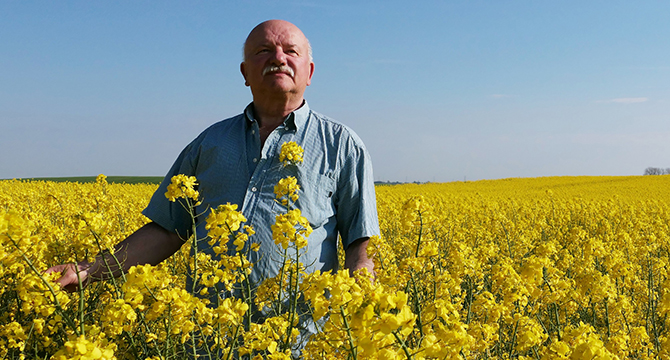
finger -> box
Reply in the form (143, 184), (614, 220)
(46, 264), (80, 286)
(55, 271), (76, 288)
(44, 263), (69, 275)
(57, 266), (89, 292)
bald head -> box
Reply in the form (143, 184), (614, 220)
(243, 20), (313, 62)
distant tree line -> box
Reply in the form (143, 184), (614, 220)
(644, 167), (670, 175)
(374, 180), (428, 186)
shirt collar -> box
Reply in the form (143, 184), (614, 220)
(291, 101), (310, 130)
(244, 101), (311, 131)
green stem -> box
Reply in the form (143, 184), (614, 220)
(276, 248), (289, 315)
(189, 200), (199, 295)
(392, 330), (413, 360)
(414, 211), (423, 258)
(238, 250), (253, 331)
(466, 275), (473, 325)
(509, 320), (520, 358)
(604, 299), (610, 338)
(88, 227), (126, 296)
(340, 307), (358, 360)
(283, 244), (301, 351)
(75, 268), (85, 336)
(409, 271), (424, 340)
(224, 322), (242, 360)
(553, 303), (561, 341)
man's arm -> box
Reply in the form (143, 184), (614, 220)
(46, 222), (184, 292)
(344, 237), (375, 278)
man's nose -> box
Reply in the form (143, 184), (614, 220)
(270, 47), (287, 64)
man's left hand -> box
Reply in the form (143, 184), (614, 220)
(344, 237), (375, 279)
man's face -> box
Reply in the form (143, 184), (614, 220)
(241, 20), (314, 100)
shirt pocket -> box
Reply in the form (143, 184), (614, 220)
(294, 172), (337, 229)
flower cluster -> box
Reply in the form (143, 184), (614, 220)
(164, 174), (199, 202)
(205, 203), (248, 242)
(52, 333), (117, 360)
(274, 176), (300, 207)
(278, 141), (304, 166)
(271, 209), (312, 250)
(199, 203), (257, 294)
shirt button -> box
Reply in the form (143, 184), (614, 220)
(253, 158), (258, 163)
(251, 187), (257, 192)
(251, 130), (255, 134)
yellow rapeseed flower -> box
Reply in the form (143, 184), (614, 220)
(278, 141), (304, 166)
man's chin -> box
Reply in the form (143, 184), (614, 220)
(262, 80), (297, 93)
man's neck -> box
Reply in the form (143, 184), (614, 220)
(252, 97), (304, 146)
(253, 96), (304, 129)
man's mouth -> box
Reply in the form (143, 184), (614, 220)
(262, 65), (295, 78)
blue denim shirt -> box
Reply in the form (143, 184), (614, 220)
(143, 102), (380, 286)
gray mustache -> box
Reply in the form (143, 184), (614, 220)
(262, 65), (295, 77)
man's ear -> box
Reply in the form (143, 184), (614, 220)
(306, 62), (315, 86)
(240, 62), (249, 87)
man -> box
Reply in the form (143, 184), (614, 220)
(49, 20), (379, 296)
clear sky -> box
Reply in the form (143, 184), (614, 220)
(1, 1), (668, 182)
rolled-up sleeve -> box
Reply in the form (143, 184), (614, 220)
(335, 134), (380, 249)
(142, 142), (198, 240)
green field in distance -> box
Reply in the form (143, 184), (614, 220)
(8, 176), (164, 185)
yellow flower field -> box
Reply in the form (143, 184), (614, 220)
(1, 174), (669, 359)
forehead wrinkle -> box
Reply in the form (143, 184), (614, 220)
(253, 33), (301, 51)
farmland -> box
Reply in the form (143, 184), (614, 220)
(1, 175), (670, 359)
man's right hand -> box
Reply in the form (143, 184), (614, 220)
(44, 222), (184, 292)
(45, 262), (91, 292)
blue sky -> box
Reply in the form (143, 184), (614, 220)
(1, 1), (668, 182)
